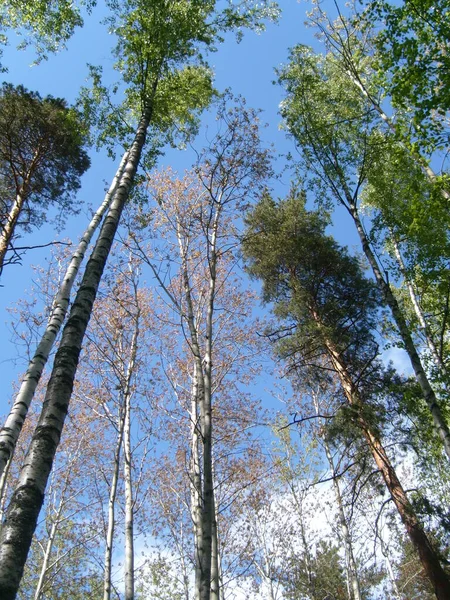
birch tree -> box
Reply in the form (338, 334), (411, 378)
(0, 2), (278, 596)
(126, 97), (272, 599)
(277, 46), (450, 461)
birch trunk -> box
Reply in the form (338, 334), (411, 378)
(380, 538), (402, 600)
(199, 202), (220, 600)
(321, 326), (450, 600)
(0, 103), (154, 600)
(0, 150), (129, 481)
(311, 389), (361, 600)
(210, 476), (220, 600)
(123, 324), (140, 600)
(391, 234), (447, 375)
(34, 489), (66, 600)
(323, 439), (361, 600)
(344, 68), (449, 198)
(103, 414), (125, 600)
(347, 201), (450, 461)
(190, 364), (203, 600)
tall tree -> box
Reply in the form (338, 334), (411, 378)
(0, 2), (278, 597)
(0, 150), (129, 484)
(128, 97), (272, 599)
(242, 193), (450, 599)
(277, 44), (450, 461)
(0, 83), (90, 274)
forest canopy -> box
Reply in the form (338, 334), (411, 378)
(0, 1), (449, 600)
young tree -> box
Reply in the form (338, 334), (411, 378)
(242, 193), (450, 599)
(0, 83), (90, 274)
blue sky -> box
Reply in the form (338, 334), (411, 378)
(0, 1), (368, 415)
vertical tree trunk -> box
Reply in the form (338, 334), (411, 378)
(0, 191), (26, 272)
(0, 103), (153, 600)
(210, 472), (220, 600)
(103, 414), (124, 600)
(380, 537), (402, 599)
(323, 438), (362, 600)
(190, 364), (204, 600)
(123, 324), (140, 600)
(0, 151), (129, 481)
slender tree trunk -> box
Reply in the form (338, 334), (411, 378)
(0, 192), (26, 272)
(311, 389), (361, 600)
(34, 495), (65, 600)
(323, 438), (361, 600)
(0, 102), (154, 600)
(210, 474), (220, 600)
(0, 151), (129, 481)
(103, 414), (125, 600)
(321, 326), (450, 600)
(199, 207), (220, 600)
(391, 234), (447, 375)
(380, 538), (402, 600)
(123, 398), (134, 600)
(190, 364), (203, 600)
(347, 201), (450, 461)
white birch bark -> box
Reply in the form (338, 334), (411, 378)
(342, 63), (449, 197)
(190, 363), (203, 600)
(103, 414), (125, 600)
(324, 440), (361, 600)
(0, 150), (129, 481)
(0, 101), (154, 600)
(0, 192), (26, 271)
(391, 234), (447, 375)
(123, 323), (140, 600)
(311, 388), (361, 600)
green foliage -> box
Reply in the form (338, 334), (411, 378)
(0, 0), (95, 67)
(277, 44), (379, 207)
(362, 0), (450, 150)
(80, 0), (278, 158)
(242, 192), (382, 384)
(0, 83), (90, 265)
(282, 539), (348, 600)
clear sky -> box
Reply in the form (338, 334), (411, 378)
(0, 1), (369, 416)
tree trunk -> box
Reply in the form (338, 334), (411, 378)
(0, 103), (154, 600)
(347, 201), (450, 461)
(323, 438), (362, 600)
(343, 67), (449, 198)
(103, 414), (124, 600)
(123, 325), (139, 600)
(0, 150), (129, 482)
(0, 191), (26, 272)
(391, 234), (447, 376)
(199, 206), (220, 600)
(321, 325), (450, 600)
(190, 364), (203, 600)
